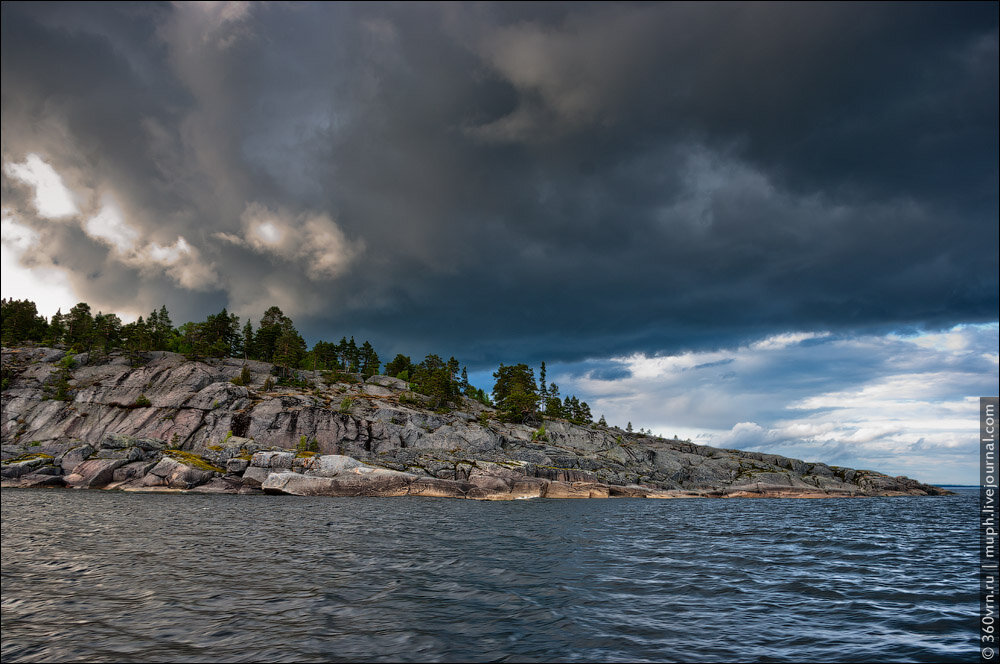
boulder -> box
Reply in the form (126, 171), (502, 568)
(2, 454), (53, 479)
(226, 458), (250, 474)
(57, 445), (95, 473)
(64, 458), (128, 488)
(140, 457), (215, 489)
(240, 466), (271, 487)
(16, 472), (66, 488)
(251, 451), (295, 469)
(365, 375), (408, 390)
(362, 384), (396, 397)
(112, 460), (157, 483)
(305, 454), (365, 477)
(262, 468), (415, 497)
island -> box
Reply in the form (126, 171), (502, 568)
(1, 346), (950, 499)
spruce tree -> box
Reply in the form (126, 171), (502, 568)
(539, 361), (548, 405)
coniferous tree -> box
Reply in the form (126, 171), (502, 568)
(179, 321), (208, 360)
(385, 354), (413, 378)
(1, 298), (48, 345)
(492, 363), (539, 423)
(65, 302), (95, 353)
(539, 361), (548, 406)
(545, 382), (563, 417)
(335, 337), (349, 368)
(242, 320), (254, 360)
(46, 309), (66, 346)
(273, 326), (307, 378)
(91, 312), (122, 357)
(254, 306), (291, 362)
(412, 354), (456, 408)
(152, 305), (173, 351)
(202, 308), (241, 358)
(345, 337), (359, 372)
(598, 414), (608, 426)
(359, 341), (380, 377)
(121, 316), (150, 365)
(311, 340), (340, 370)
(147, 308), (159, 342)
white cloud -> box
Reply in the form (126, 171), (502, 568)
(137, 236), (217, 291)
(83, 195), (140, 253)
(1, 211), (79, 317)
(3, 154), (80, 218)
(238, 202), (364, 279)
(557, 325), (998, 484)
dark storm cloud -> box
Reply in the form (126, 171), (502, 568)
(2, 2), (996, 365)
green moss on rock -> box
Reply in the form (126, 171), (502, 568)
(163, 449), (224, 473)
(2, 452), (54, 465)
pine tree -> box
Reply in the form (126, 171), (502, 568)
(312, 340), (339, 370)
(492, 363), (539, 423)
(91, 312), (122, 356)
(385, 354), (412, 378)
(0, 298), (48, 345)
(598, 414), (607, 426)
(65, 302), (95, 353)
(254, 306), (290, 362)
(273, 326), (307, 378)
(122, 316), (150, 366)
(412, 354), (455, 409)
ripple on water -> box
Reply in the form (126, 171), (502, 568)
(1, 490), (978, 663)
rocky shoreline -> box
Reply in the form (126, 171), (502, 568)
(2, 347), (951, 499)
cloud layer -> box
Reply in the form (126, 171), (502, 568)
(1, 2), (995, 361)
(549, 324), (998, 484)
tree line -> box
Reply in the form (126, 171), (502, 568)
(2, 297), (597, 426)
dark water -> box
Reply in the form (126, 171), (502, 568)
(1, 489), (976, 663)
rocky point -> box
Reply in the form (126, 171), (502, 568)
(1, 347), (951, 499)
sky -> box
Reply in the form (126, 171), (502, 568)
(1, 2), (997, 484)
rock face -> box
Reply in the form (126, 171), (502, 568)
(1, 346), (952, 499)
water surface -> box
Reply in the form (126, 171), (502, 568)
(0, 489), (976, 662)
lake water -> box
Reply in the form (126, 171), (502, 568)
(0, 489), (977, 662)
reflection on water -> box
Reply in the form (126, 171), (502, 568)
(1, 489), (976, 662)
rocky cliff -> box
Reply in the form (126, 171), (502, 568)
(1, 346), (950, 498)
